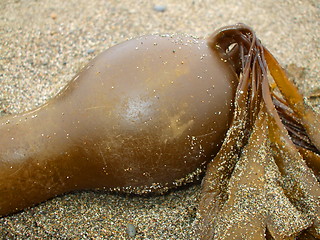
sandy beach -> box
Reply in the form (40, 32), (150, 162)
(0, 0), (319, 238)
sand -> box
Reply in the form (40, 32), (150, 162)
(0, 0), (319, 238)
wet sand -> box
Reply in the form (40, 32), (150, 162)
(0, 0), (319, 238)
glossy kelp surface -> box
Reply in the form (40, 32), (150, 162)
(0, 34), (236, 217)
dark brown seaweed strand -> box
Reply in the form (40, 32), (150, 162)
(273, 95), (305, 132)
(272, 88), (319, 154)
(273, 99), (316, 151)
(248, 54), (263, 129)
(251, 55), (260, 114)
(217, 25), (260, 129)
(264, 48), (320, 151)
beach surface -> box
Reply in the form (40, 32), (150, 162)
(0, 0), (319, 238)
